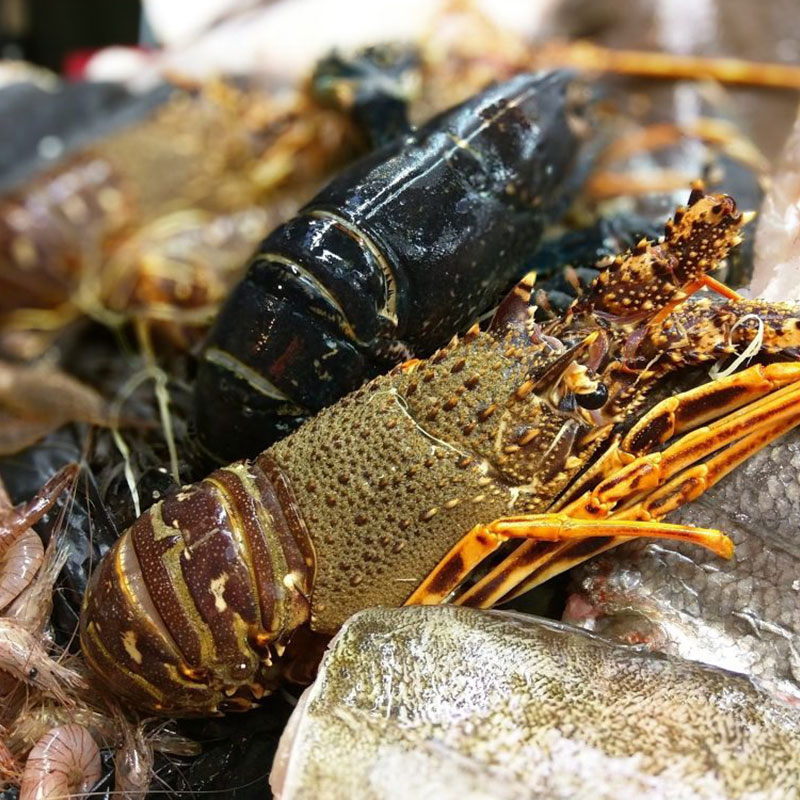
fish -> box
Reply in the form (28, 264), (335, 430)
(271, 605), (800, 799)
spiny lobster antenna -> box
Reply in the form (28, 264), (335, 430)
(553, 185), (748, 331)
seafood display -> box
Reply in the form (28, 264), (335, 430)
(5, 0), (800, 796)
(0, 71), (364, 356)
(81, 188), (800, 716)
(0, 465), (198, 798)
(535, 0), (800, 298)
(193, 0), (800, 463)
(0, 465), (90, 791)
(0, 453), (202, 796)
(195, 70), (582, 460)
(271, 605), (800, 800)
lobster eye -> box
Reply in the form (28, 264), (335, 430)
(575, 383), (608, 410)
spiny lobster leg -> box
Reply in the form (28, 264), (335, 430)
(558, 362), (800, 509)
(562, 376), (800, 519)
(614, 408), (800, 521)
(403, 515), (732, 607)
(483, 405), (800, 607)
(572, 368), (800, 518)
(454, 363), (800, 608)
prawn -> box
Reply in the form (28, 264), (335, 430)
(18, 724), (101, 800)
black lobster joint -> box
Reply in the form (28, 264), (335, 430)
(196, 70), (584, 461)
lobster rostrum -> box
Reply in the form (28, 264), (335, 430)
(195, 70), (582, 461)
(80, 189), (800, 715)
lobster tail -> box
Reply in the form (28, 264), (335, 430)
(196, 275), (370, 456)
(80, 455), (313, 715)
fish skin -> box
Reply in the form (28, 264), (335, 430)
(271, 605), (800, 800)
(565, 426), (800, 703)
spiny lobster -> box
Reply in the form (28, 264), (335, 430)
(71, 188), (800, 715)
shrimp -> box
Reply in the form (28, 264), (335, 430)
(114, 720), (152, 800)
(0, 529), (42, 614)
(5, 537), (69, 635)
(0, 464), (77, 546)
(0, 619), (86, 705)
(0, 463), (77, 632)
(7, 701), (115, 755)
(0, 475), (45, 612)
(18, 725), (101, 800)
(112, 714), (200, 798)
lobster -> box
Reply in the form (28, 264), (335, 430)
(0, 77), (363, 355)
(194, 70), (583, 461)
(78, 188), (800, 715)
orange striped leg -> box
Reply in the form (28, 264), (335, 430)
(559, 363), (800, 509)
(404, 514), (731, 607)
(617, 412), (800, 522)
(646, 273), (744, 331)
(484, 415), (800, 608)
(479, 407), (800, 607)
(572, 377), (800, 519)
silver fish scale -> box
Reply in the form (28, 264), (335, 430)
(271, 606), (800, 800)
(566, 427), (800, 701)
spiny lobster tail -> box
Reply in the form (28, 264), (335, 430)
(80, 455), (314, 715)
(560, 189), (744, 325)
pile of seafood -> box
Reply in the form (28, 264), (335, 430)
(3, 0), (800, 797)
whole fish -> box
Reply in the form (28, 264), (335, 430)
(271, 605), (800, 800)
(564, 425), (800, 702)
